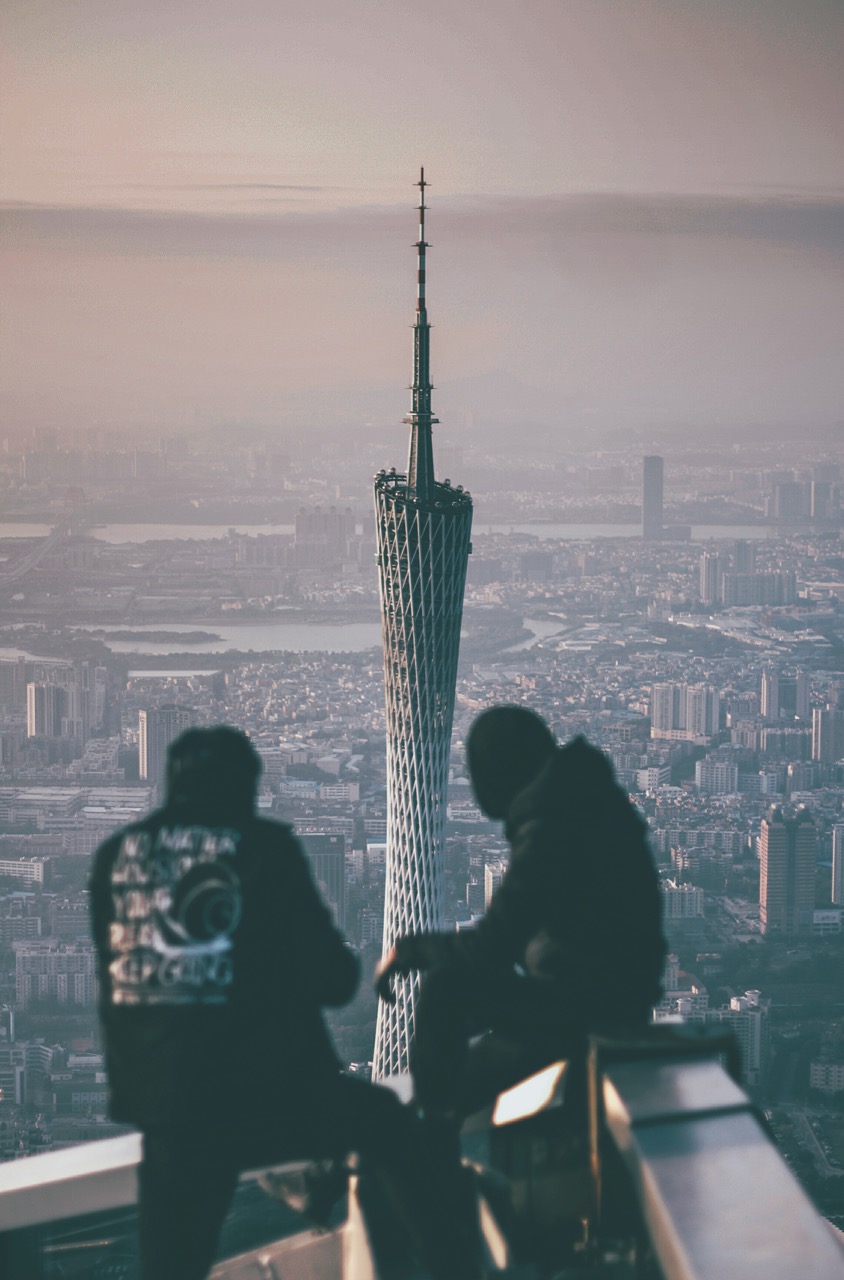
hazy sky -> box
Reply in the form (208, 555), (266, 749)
(2, 0), (843, 436)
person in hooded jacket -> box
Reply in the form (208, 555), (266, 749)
(376, 706), (666, 1123)
(91, 725), (483, 1280)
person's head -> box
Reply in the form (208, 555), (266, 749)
(466, 705), (556, 819)
(165, 726), (261, 816)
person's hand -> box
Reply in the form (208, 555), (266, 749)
(374, 945), (399, 1003)
(375, 938), (420, 1002)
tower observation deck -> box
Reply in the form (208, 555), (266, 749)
(372, 170), (473, 1079)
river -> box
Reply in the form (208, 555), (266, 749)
(1, 521), (777, 543)
(0, 620), (383, 659)
(0, 615), (565, 660)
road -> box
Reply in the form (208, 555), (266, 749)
(785, 1106), (844, 1179)
(0, 513), (88, 584)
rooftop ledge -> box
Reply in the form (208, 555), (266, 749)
(1, 1031), (843, 1279)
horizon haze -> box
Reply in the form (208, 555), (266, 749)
(2, 0), (843, 439)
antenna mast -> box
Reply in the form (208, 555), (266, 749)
(405, 167), (437, 501)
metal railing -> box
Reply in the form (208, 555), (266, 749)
(590, 1030), (844, 1280)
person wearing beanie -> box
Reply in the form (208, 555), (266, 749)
(91, 725), (482, 1280)
(376, 705), (666, 1121)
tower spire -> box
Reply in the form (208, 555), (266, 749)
(405, 167), (437, 502)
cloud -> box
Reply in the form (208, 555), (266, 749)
(0, 201), (404, 263)
(2, 187), (841, 432)
(112, 183), (338, 192)
(3, 191), (843, 264)
(452, 192), (844, 255)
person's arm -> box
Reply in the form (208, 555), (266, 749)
(282, 837), (360, 1007)
(376, 820), (548, 1000)
(88, 836), (119, 1004)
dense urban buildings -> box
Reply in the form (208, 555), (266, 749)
(0, 416), (842, 1220)
(371, 174), (473, 1078)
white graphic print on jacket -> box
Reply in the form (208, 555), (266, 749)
(108, 826), (242, 1006)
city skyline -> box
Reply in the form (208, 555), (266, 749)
(2, 1), (843, 433)
(2, 450), (844, 1222)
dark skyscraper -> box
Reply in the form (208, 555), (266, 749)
(642, 455), (664, 541)
(699, 550), (721, 606)
(372, 172), (473, 1079)
(759, 806), (816, 936)
(138, 704), (194, 793)
(733, 539), (756, 574)
(300, 831), (346, 929)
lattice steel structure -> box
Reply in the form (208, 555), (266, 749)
(372, 171), (473, 1079)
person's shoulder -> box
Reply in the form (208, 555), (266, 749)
(252, 814), (294, 837)
(98, 809), (158, 849)
(507, 739), (628, 828)
(249, 815), (300, 853)
(91, 810), (158, 874)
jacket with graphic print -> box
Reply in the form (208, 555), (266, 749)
(89, 806), (358, 1127)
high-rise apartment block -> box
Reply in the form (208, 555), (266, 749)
(685, 684), (720, 739)
(732, 540), (756, 574)
(695, 755), (739, 795)
(759, 806), (816, 936)
(661, 879), (705, 928)
(768, 478), (810, 523)
(812, 702), (844, 764)
(654, 989), (769, 1085)
(720, 570), (797, 607)
(13, 939), (98, 1009)
(25, 661), (104, 743)
(699, 541), (759, 607)
(0, 658), (27, 715)
(372, 172), (472, 1079)
(761, 670), (810, 723)
(484, 860), (507, 911)
(699, 551), (721, 606)
(809, 479), (840, 522)
(26, 683), (66, 739)
(138, 704), (194, 791)
(642, 455), (663, 541)
(832, 825), (844, 907)
(651, 682), (720, 744)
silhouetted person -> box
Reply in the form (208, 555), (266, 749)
(377, 707), (666, 1124)
(91, 726), (480, 1280)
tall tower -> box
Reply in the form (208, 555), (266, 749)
(372, 171), (473, 1079)
(642, 455), (664, 541)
